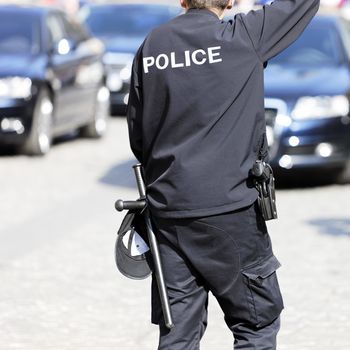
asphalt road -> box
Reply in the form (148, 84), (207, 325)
(0, 117), (350, 349)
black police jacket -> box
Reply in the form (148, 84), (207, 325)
(127, 0), (320, 219)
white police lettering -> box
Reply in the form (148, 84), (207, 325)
(184, 50), (191, 66)
(156, 54), (169, 70)
(143, 57), (155, 73)
(208, 46), (223, 64)
(143, 46), (222, 74)
(171, 52), (185, 68)
(192, 49), (206, 65)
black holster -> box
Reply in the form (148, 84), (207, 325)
(251, 160), (278, 221)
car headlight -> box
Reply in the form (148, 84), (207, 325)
(292, 95), (349, 120)
(106, 73), (123, 92)
(120, 66), (132, 81)
(0, 77), (32, 99)
(106, 64), (132, 92)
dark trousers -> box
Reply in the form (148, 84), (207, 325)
(151, 202), (284, 350)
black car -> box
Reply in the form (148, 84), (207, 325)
(264, 14), (350, 177)
(0, 5), (109, 155)
(80, 3), (182, 115)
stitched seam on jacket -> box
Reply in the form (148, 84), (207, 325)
(238, 14), (264, 64)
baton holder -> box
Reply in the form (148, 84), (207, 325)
(115, 164), (175, 330)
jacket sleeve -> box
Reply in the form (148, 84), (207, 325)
(127, 47), (143, 163)
(240, 0), (320, 62)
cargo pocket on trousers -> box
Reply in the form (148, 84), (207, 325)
(242, 255), (284, 328)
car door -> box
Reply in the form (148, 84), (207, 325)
(46, 12), (82, 132)
(58, 13), (104, 126)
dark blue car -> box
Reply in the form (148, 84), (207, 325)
(80, 3), (182, 115)
(264, 14), (350, 176)
(0, 5), (108, 155)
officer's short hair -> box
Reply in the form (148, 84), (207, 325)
(186, 0), (230, 10)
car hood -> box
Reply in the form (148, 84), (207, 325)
(99, 35), (144, 54)
(0, 54), (46, 79)
(264, 64), (350, 99)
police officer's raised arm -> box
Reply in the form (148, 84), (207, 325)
(127, 47), (143, 163)
(240, 0), (320, 63)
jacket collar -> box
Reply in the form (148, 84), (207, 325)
(186, 8), (221, 20)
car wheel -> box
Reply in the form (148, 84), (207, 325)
(336, 161), (350, 184)
(80, 86), (109, 138)
(21, 88), (53, 156)
(111, 105), (127, 117)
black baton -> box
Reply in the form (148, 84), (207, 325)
(115, 164), (175, 330)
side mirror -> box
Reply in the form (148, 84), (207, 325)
(52, 38), (76, 56)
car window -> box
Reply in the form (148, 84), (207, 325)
(339, 19), (350, 60)
(271, 19), (342, 66)
(46, 14), (65, 45)
(81, 5), (181, 37)
(59, 13), (90, 43)
(0, 12), (40, 55)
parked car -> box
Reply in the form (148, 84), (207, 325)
(263, 14), (350, 176)
(255, 0), (341, 6)
(0, 5), (109, 156)
(79, 3), (182, 115)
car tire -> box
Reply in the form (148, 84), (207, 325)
(336, 162), (350, 184)
(111, 105), (127, 117)
(80, 86), (109, 138)
(21, 88), (53, 156)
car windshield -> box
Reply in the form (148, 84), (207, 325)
(82, 5), (182, 37)
(0, 13), (40, 55)
(271, 20), (342, 66)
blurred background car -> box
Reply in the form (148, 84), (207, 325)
(79, 3), (182, 115)
(263, 13), (350, 178)
(256, 0), (350, 7)
(0, 5), (108, 156)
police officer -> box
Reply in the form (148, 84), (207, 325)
(127, 0), (319, 348)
